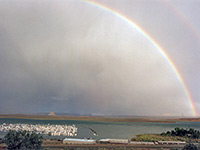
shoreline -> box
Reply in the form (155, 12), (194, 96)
(1, 114), (198, 123)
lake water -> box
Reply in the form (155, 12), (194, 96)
(1, 118), (200, 140)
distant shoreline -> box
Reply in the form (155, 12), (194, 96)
(0, 114), (200, 123)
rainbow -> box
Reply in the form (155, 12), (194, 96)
(83, 0), (198, 117)
(164, 0), (200, 45)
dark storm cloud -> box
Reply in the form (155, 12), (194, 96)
(0, 0), (195, 116)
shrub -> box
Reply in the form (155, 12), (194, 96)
(161, 128), (200, 139)
(4, 130), (43, 150)
(182, 143), (199, 150)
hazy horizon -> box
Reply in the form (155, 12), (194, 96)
(0, 112), (196, 118)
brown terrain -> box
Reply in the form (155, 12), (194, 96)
(0, 140), (185, 150)
(1, 114), (199, 123)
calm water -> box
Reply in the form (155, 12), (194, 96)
(1, 118), (200, 140)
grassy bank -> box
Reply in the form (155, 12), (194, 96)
(131, 134), (188, 142)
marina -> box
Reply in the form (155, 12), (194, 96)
(1, 118), (200, 140)
(0, 118), (199, 149)
(0, 123), (77, 136)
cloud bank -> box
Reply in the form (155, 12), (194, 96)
(0, 0), (191, 116)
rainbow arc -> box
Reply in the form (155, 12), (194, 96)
(83, 0), (198, 117)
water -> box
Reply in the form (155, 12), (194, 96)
(1, 118), (200, 140)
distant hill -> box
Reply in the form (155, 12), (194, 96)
(48, 112), (56, 116)
(37, 112), (92, 116)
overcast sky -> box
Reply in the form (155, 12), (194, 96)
(0, 0), (200, 116)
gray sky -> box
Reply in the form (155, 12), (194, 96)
(0, 0), (200, 116)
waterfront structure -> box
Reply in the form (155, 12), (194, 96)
(157, 141), (186, 145)
(129, 141), (155, 145)
(63, 138), (96, 144)
(99, 139), (129, 144)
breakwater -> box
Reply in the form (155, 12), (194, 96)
(0, 123), (77, 136)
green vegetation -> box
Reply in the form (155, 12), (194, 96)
(3, 130), (43, 150)
(161, 127), (200, 139)
(132, 128), (200, 142)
